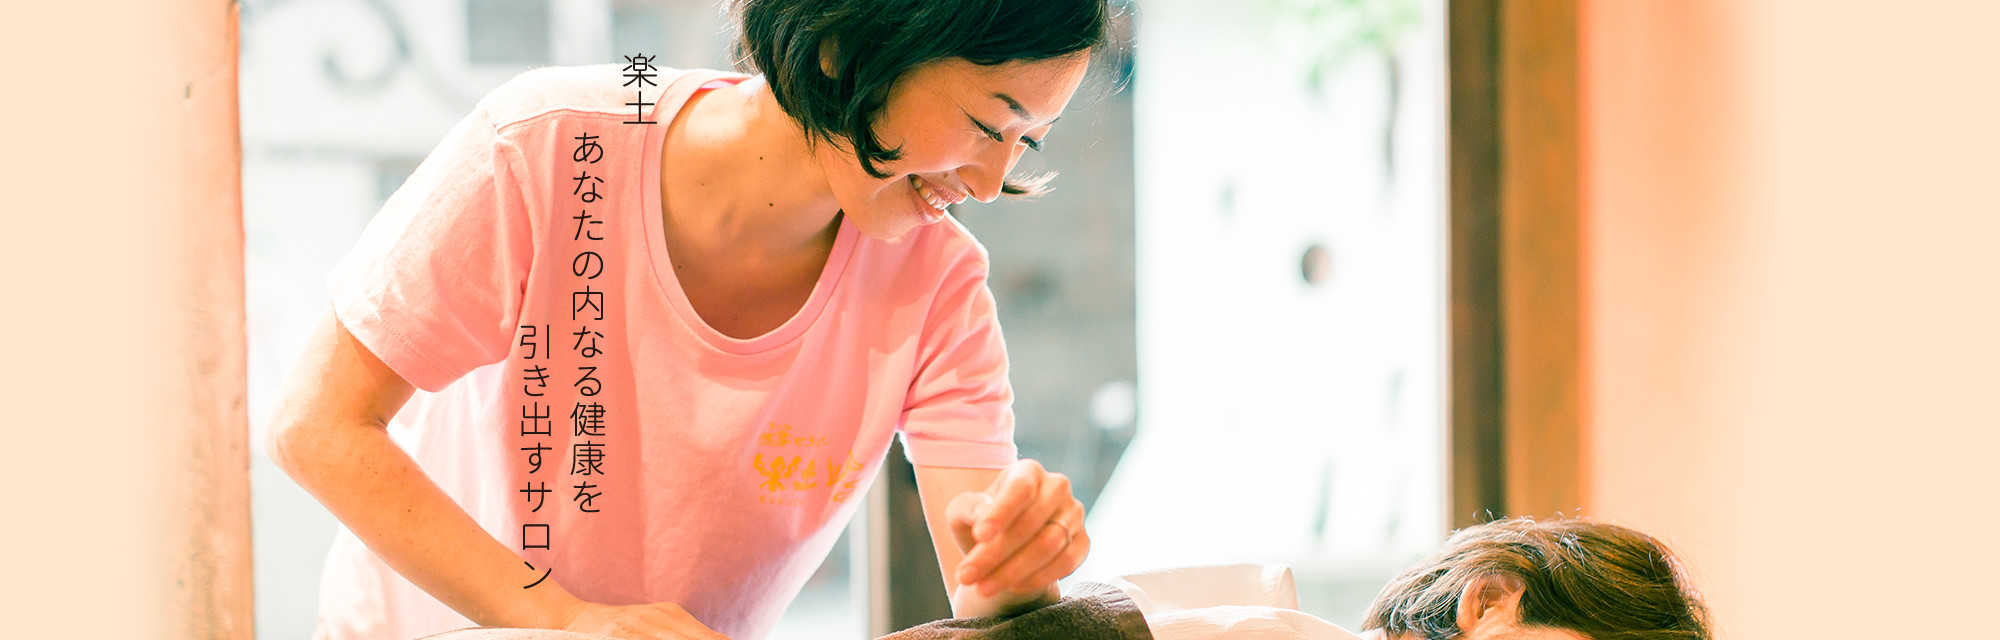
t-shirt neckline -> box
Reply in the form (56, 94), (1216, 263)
(640, 69), (858, 355)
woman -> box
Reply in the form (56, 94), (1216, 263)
(1089, 517), (1712, 640)
(1360, 518), (1712, 640)
(267, 1), (1118, 639)
(416, 517), (1716, 640)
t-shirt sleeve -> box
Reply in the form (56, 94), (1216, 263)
(325, 98), (536, 393)
(897, 248), (1020, 469)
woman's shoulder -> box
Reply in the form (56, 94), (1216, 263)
(859, 213), (996, 287)
(473, 64), (721, 130)
(928, 214), (993, 271)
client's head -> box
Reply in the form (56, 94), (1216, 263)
(1363, 517), (1711, 640)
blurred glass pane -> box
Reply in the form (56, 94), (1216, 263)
(467, 0), (552, 65)
(1074, 0), (1447, 630)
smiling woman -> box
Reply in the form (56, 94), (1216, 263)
(733, 0), (1115, 196)
(261, 1), (1127, 639)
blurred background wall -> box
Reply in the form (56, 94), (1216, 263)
(0, 1), (252, 639)
(1580, 2), (2000, 639)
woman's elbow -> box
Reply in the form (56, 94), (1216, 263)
(264, 409), (314, 477)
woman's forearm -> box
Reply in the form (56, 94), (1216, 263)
(949, 582), (1061, 619)
(270, 419), (580, 629)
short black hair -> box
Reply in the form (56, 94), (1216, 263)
(1364, 518), (1712, 640)
(729, 0), (1124, 197)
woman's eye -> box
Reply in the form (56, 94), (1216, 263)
(974, 119), (1042, 152)
(975, 121), (1005, 142)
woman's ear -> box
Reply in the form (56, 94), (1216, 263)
(819, 38), (839, 78)
(1454, 573), (1527, 639)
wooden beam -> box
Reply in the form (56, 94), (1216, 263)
(1448, 0), (1508, 529)
(1498, 0), (1583, 519)
(167, 1), (254, 637)
(1448, 0), (1584, 527)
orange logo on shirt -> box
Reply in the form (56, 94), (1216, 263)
(756, 422), (828, 448)
(751, 453), (801, 492)
(750, 423), (866, 504)
(826, 451), (864, 502)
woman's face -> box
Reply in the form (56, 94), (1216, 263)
(1367, 628), (1588, 640)
(814, 54), (1091, 240)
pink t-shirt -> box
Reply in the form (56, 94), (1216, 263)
(315, 64), (1018, 640)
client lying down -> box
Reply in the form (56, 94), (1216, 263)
(421, 517), (1712, 640)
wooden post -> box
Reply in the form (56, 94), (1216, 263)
(1448, 0), (1584, 527)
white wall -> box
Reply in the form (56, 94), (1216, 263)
(1582, 2), (2000, 639)
(0, 2), (251, 639)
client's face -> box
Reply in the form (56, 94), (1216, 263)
(1365, 574), (1590, 640)
(1453, 623), (1588, 640)
(1363, 625), (1587, 640)
(1362, 520), (1708, 640)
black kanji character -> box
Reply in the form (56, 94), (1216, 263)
(571, 402), (606, 437)
(518, 324), (549, 359)
(573, 287), (604, 320)
(571, 441), (605, 476)
(621, 54), (658, 87)
(521, 402), (552, 436)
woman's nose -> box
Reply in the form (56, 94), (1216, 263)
(957, 143), (1027, 204)
(959, 165), (1003, 204)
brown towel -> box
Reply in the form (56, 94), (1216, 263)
(415, 629), (621, 640)
(415, 582), (1152, 640)
(880, 582), (1154, 640)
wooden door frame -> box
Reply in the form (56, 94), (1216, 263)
(1448, 0), (1585, 528)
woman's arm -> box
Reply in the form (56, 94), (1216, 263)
(913, 460), (1089, 618)
(266, 306), (583, 629)
(268, 307), (729, 639)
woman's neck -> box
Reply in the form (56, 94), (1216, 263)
(659, 75), (842, 265)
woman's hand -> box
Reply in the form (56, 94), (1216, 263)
(945, 459), (1090, 602)
(557, 600), (732, 640)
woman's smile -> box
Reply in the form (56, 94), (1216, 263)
(906, 173), (966, 225)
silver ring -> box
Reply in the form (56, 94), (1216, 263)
(1048, 519), (1074, 543)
